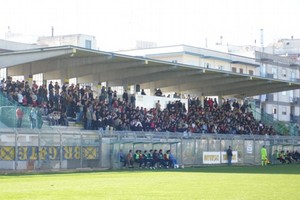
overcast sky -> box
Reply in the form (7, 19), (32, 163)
(1, 0), (299, 51)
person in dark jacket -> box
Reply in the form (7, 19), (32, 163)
(227, 146), (233, 166)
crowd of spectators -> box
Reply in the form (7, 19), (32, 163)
(0, 76), (276, 135)
(274, 149), (300, 164)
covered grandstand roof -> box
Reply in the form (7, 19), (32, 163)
(0, 45), (300, 98)
(0, 39), (41, 53)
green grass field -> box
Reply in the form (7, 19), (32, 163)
(0, 164), (299, 200)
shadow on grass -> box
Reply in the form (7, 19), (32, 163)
(113, 164), (300, 175)
(1, 164), (299, 176)
(170, 164), (300, 175)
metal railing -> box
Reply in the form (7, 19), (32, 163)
(0, 128), (299, 171)
(248, 99), (299, 136)
(0, 92), (44, 129)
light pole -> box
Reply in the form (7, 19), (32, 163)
(260, 28), (264, 53)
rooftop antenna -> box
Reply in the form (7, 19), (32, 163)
(260, 29), (264, 52)
(51, 26), (54, 37)
(216, 36), (223, 45)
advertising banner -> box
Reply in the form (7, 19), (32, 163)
(203, 152), (221, 164)
(203, 151), (238, 164)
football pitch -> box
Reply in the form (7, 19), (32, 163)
(0, 164), (299, 200)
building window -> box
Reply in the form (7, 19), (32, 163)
(272, 67), (277, 78)
(85, 40), (92, 49)
(282, 69), (287, 77)
(69, 77), (77, 85)
(0, 68), (7, 80)
(261, 64), (266, 76)
(249, 70), (254, 75)
(239, 68), (243, 74)
(33, 73), (43, 86)
(232, 67), (237, 73)
(282, 107), (287, 115)
(273, 108), (277, 114)
(291, 71), (296, 81)
(111, 86), (124, 95)
(289, 90), (293, 100)
(12, 76), (24, 82)
(218, 65), (223, 70)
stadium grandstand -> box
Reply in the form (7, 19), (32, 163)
(0, 38), (299, 170)
(0, 42), (299, 134)
(0, 79), (280, 135)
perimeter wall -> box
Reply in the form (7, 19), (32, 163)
(0, 128), (299, 171)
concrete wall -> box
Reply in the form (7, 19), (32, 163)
(37, 34), (97, 49)
(1, 130), (299, 171)
(135, 94), (188, 112)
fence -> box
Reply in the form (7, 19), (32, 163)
(0, 127), (299, 171)
(0, 92), (44, 129)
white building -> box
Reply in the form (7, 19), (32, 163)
(2, 32), (300, 126)
(37, 34), (97, 50)
(118, 44), (300, 125)
(1, 33), (98, 85)
(4, 31), (97, 50)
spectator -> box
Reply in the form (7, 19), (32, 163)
(48, 81), (54, 92)
(107, 87), (113, 106)
(292, 150), (300, 162)
(168, 150), (179, 168)
(122, 90), (129, 103)
(126, 150), (134, 168)
(0, 79), (4, 93)
(261, 145), (268, 166)
(54, 81), (60, 92)
(154, 88), (162, 96)
(16, 107), (24, 128)
(118, 149), (126, 168)
(59, 112), (69, 126)
(86, 105), (93, 130)
(36, 107), (43, 129)
(29, 107), (37, 129)
(285, 150), (292, 164)
(226, 146), (233, 166)
(0, 77), (282, 136)
(130, 94), (136, 107)
(17, 90), (23, 105)
(32, 80), (38, 92)
(155, 100), (161, 112)
(279, 150), (286, 164)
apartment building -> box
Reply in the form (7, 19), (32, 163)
(2, 31), (300, 124)
(119, 44), (300, 124)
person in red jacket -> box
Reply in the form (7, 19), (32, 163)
(16, 107), (24, 128)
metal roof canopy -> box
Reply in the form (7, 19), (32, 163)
(110, 140), (180, 146)
(111, 139), (180, 151)
(1, 45), (300, 98)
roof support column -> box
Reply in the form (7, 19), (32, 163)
(23, 63), (32, 85)
(60, 67), (68, 85)
(91, 74), (102, 96)
(23, 74), (30, 82)
(123, 84), (130, 95)
(218, 95), (223, 107)
(200, 95), (205, 107)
